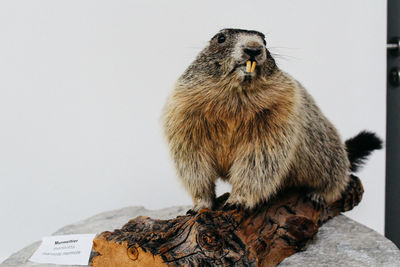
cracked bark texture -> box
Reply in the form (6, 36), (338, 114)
(91, 174), (363, 267)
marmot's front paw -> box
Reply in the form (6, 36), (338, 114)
(186, 209), (198, 215)
(187, 198), (214, 215)
(222, 195), (249, 211)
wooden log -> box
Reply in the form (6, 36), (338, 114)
(91, 174), (363, 267)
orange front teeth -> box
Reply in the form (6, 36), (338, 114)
(246, 60), (256, 73)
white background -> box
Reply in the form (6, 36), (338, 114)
(0, 0), (386, 261)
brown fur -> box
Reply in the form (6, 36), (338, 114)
(162, 29), (350, 210)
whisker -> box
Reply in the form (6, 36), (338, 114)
(267, 46), (301, 50)
(268, 46), (301, 61)
(269, 52), (299, 61)
(185, 46), (205, 49)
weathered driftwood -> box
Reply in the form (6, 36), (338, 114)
(91, 175), (363, 267)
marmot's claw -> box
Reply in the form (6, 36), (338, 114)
(306, 193), (326, 210)
(222, 203), (241, 211)
(186, 209), (198, 215)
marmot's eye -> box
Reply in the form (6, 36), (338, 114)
(217, 34), (226, 44)
(263, 39), (267, 46)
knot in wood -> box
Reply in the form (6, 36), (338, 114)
(286, 216), (318, 241)
(198, 230), (223, 251)
(127, 246), (138, 261)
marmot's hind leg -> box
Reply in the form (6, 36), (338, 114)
(305, 176), (349, 210)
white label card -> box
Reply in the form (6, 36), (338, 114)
(29, 234), (96, 265)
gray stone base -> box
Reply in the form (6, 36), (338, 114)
(2, 206), (399, 267)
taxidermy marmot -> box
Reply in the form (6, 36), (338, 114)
(163, 28), (382, 211)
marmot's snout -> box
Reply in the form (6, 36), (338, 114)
(239, 40), (265, 61)
(243, 46), (263, 74)
(235, 37), (266, 75)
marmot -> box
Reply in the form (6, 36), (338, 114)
(162, 28), (382, 211)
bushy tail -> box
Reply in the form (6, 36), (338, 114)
(345, 131), (383, 172)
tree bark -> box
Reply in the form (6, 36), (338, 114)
(91, 174), (363, 267)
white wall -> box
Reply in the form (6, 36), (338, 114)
(0, 0), (386, 260)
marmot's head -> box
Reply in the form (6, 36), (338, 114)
(181, 29), (277, 86)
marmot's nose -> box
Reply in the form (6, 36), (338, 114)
(243, 48), (262, 58)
